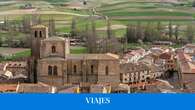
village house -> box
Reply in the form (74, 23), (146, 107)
(120, 62), (163, 85)
(149, 47), (176, 72)
(4, 61), (27, 77)
(159, 52), (176, 71)
(121, 48), (147, 63)
(0, 62), (28, 83)
(183, 44), (195, 55)
(120, 62), (152, 84)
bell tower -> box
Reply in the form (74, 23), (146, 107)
(29, 25), (48, 83)
(31, 25), (48, 59)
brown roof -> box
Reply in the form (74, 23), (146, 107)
(120, 62), (149, 73)
(0, 84), (17, 92)
(40, 57), (66, 62)
(184, 44), (195, 48)
(31, 24), (47, 29)
(67, 53), (119, 60)
(159, 52), (172, 59)
(16, 83), (51, 93)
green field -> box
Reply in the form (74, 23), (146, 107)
(1, 0), (195, 51)
(70, 46), (87, 54)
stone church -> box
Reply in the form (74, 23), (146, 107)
(30, 25), (120, 86)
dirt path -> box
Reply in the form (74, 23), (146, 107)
(0, 48), (29, 55)
(97, 24), (127, 31)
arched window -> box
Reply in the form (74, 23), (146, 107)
(105, 66), (109, 76)
(53, 66), (58, 76)
(91, 65), (94, 74)
(52, 46), (56, 53)
(35, 31), (38, 38)
(73, 65), (77, 74)
(48, 66), (52, 76)
(39, 31), (42, 38)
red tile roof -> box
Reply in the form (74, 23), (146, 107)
(0, 84), (17, 92)
(159, 52), (172, 59)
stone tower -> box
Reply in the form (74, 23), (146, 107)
(29, 25), (48, 83)
(31, 25), (48, 59)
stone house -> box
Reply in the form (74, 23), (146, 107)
(159, 52), (176, 71)
(5, 62), (27, 76)
(120, 63), (151, 84)
(183, 44), (195, 55)
(121, 48), (147, 63)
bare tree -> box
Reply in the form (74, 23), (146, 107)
(48, 17), (56, 36)
(3, 16), (8, 31)
(157, 21), (162, 31)
(186, 24), (194, 43)
(91, 17), (97, 53)
(107, 18), (112, 39)
(22, 16), (31, 33)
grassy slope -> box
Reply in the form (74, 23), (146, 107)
(0, 0), (195, 49)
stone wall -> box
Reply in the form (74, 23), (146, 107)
(40, 41), (66, 58)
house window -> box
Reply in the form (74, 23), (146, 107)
(91, 65), (94, 74)
(39, 31), (42, 38)
(73, 65), (77, 74)
(52, 46), (56, 53)
(48, 66), (52, 76)
(35, 31), (38, 38)
(53, 66), (58, 76)
(105, 66), (109, 75)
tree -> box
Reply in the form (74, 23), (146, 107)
(126, 24), (137, 43)
(107, 18), (112, 39)
(174, 25), (179, 41)
(3, 16), (8, 31)
(192, 0), (195, 7)
(85, 23), (92, 52)
(85, 17), (97, 53)
(136, 21), (143, 41)
(157, 21), (162, 31)
(91, 17), (97, 53)
(22, 16), (31, 33)
(156, 21), (162, 40)
(48, 17), (56, 36)
(0, 37), (2, 47)
(71, 17), (77, 37)
(186, 24), (194, 43)
(168, 21), (173, 39)
(144, 22), (152, 42)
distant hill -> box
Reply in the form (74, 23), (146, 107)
(0, 0), (192, 2)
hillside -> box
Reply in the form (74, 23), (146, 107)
(1, 0), (195, 38)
